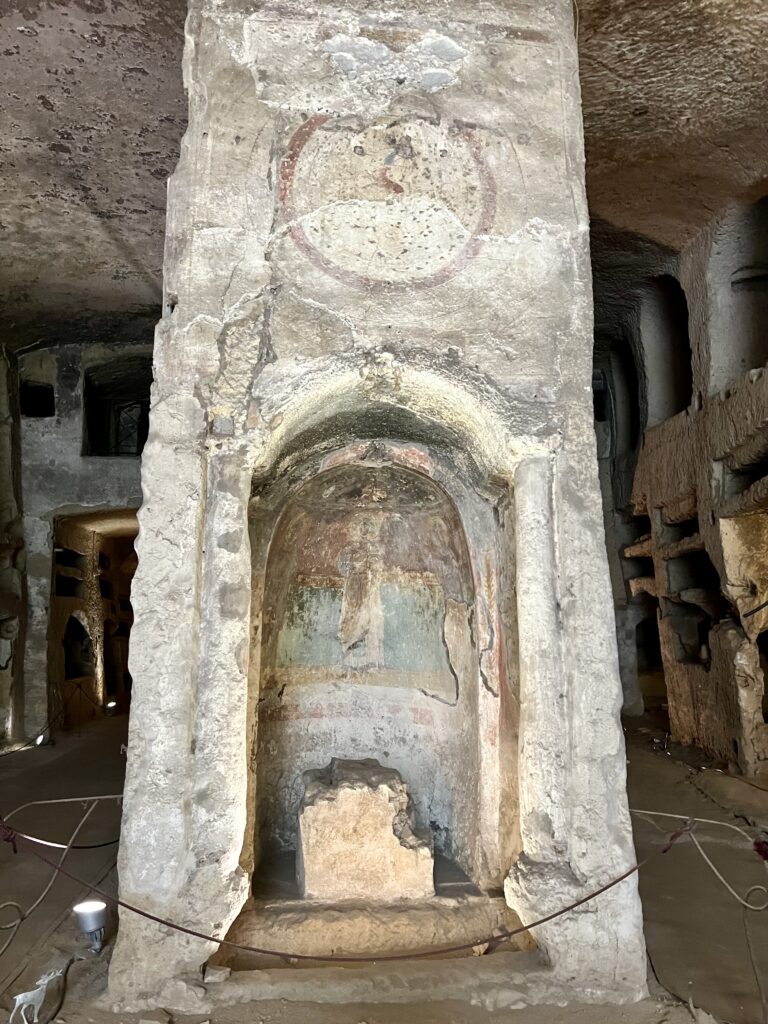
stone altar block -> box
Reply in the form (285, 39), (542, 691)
(297, 758), (435, 901)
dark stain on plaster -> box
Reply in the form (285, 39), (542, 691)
(213, 463), (245, 499)
(218, 529), (242, 553)
(254, 400), (486, 498)
(219, 582), (250, 620)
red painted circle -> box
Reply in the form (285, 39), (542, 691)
(278, 114), (497, 292)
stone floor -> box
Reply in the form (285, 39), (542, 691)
(0, 711), (767, 1023)
(625, 714), (768, 1024)
(0, 716), (127, 997)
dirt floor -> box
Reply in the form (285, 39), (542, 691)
(625, 715), (768, 1024)
(1, 711), (767, 1024)
(202, 1003), (697, 1024)
(0, 716), (127, 997)
(38, 995), (702, 1024)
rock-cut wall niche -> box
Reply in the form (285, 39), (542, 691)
(254, 463), (480, 877)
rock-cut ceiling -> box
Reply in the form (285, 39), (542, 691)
(0, 0), (766, 347)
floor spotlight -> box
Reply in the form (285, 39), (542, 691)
(73, 900), (108, 952)
(105, 700), (117, 716)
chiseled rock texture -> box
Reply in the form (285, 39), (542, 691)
(297, 758), (434, 901)
(213, 893), (531, 968)
(108, 0), (646, 1009)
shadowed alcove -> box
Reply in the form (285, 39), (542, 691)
(211, 411), (524, 968)
(255, 462), (479, 869)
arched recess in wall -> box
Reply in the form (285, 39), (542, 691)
(709, 195), (768, 393)
(640, 275), (693, 426)
(244, 401), (519, 893)
(60, 611), (101, 731)
(255, 463), (480, 865)
(593, 338), (641, 462)
(63, 614), (95, 680)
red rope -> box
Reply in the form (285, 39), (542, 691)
(0, 816), (693, 964)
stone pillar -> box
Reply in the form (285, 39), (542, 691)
(513, 459), (571, 853)
(111, 395), (248, 997)
(507, 453), (646, 998)
(615, 605), (646, 718)
(109, 0), (647, 1007)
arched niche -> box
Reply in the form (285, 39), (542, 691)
(63, 614), (95, 680)
(709, 195), (768, 392)
(245, 437), (519, 893)
(255, 462), (480, 873)
(640, 274), (693, 426)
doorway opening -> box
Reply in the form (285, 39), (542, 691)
(49, 509), (139, 730)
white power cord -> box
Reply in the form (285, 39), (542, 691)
(630, 807), (768, 1023)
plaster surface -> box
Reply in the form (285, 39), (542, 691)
(109, 0), (644, 1008)
(255, 461), (481, 869)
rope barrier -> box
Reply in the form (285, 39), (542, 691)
(3, 796), (123, 852)
(0, 705), (67, 760)
(1, 800), (764, 974)
(0, 802), (98, 958)
(0, 815), (694, 964)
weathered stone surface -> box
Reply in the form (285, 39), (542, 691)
(297, 758), (434, 901)
(212, 891), (532, 969)
(109, 0), (646, 1008)
(1, 0), (766, 357)
(624, 247), (768, 776)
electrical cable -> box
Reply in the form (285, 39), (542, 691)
(688, 831), (768, 910)
(744, 887), (768, 1024)
(631, 808), (759, 846)
(2, 802), (763, 977)
(742, 596), (768, 619)
(0, 815), (693, 965)
(0, 796), (122, 964)
(2, 794), (123, 853)
(15, 833), (119, 850)
(0, 801), (98, 957)
(630, 808), (768, 1023)
(12, 833), (119, 851)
